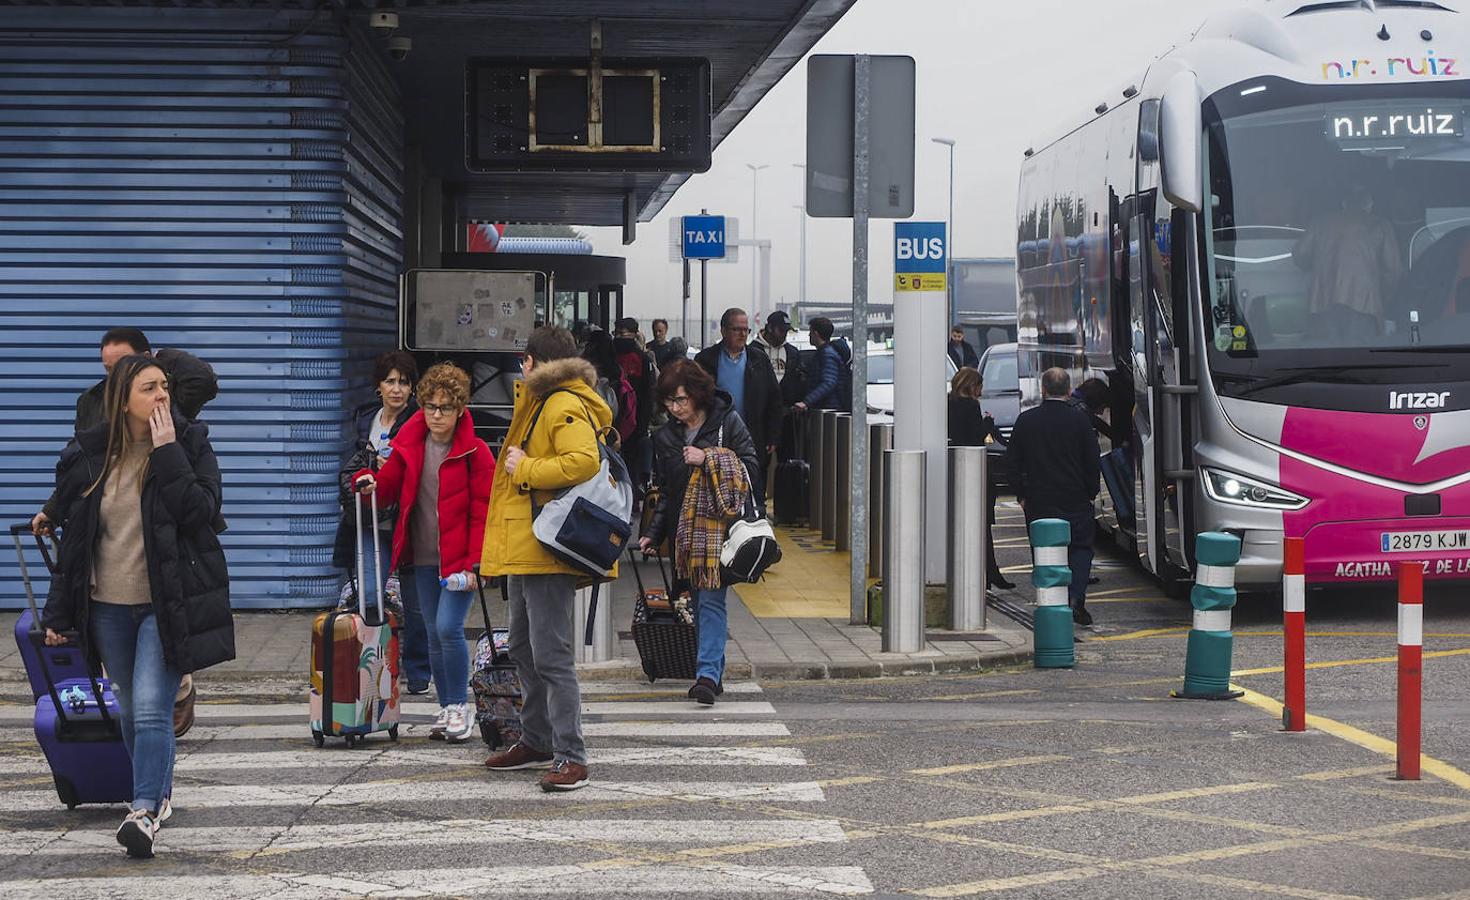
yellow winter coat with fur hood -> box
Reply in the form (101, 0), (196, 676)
(479, 357), (617, 578)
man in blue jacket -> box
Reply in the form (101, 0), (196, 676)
(794, 317), (852, 413)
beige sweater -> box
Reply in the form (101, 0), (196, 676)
(91, 438), (153, 606)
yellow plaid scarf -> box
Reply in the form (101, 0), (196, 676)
(675, 447), (750, 590)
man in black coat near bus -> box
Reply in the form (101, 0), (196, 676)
(1005, 367), (1102, 625)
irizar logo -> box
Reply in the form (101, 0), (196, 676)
(1389, 390), (1450, 410)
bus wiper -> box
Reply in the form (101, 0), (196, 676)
(1231, 363), (1436, 398)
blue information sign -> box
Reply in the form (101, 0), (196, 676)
(893, 221), (947, 291)
(681, 215), (727, 260)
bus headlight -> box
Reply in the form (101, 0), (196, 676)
(1202, 467), (1308, 510)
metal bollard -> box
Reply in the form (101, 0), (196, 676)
(883, 450), (926, 653)
(821, 411), (838, 543)
(835, 414), (852, 552)
(868, 422), (894, 579)
(808, 409), (825, 533)
(574, 585), (614, 663)
(947, 446), (987, 632)
(1030, 518), (1075, 668)
(1173, 532), (1244, 700)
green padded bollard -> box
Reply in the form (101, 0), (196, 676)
(1030, 518), (1074, 669)
(1176, 532), (1244, 700)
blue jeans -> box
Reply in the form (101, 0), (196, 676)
(362, 529), (429, 688)
(89, 602), (181, 815)
(404, 566), (471, 705)
(694, 587), (730, 684)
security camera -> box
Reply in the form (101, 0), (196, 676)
(388, 36), (411, 61)
(369, 11), (398, 35)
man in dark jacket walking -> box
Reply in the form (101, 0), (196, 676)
(948, 325), (980, 370)
(1005, 367), (1102, 625)
(694, 307), (782, 506)
(796, 317), (852, 413)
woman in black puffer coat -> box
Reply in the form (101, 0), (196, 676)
(41, 354), (232, 859)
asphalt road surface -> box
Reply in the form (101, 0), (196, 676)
(2, 503), (1467, 898)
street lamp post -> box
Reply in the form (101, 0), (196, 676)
(747, 162), (769, 318)
(792, 163), (807, 308)
(931, 137), (956, 326)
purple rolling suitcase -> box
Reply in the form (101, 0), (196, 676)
(11, 523), (133, 809)
(10, 526), (91, 701)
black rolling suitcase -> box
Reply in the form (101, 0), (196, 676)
(774, 459), (810, 525)
(629, 550), (697, 682)
(773, 409), (811, 525)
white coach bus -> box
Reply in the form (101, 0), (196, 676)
(1016, 0), (1470, 592)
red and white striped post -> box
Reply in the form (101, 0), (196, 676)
(1282, 537), (1306, 732)
(1397, 562), (1424, 781)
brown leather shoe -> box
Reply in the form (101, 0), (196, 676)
(172, 677), (195, 739)
(539, 760), (589, 792)
(484, 742), (554, 771)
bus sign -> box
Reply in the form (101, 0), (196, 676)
(894, 221), (946, 292)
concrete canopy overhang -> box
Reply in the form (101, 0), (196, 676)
(377, 0), (858, 227)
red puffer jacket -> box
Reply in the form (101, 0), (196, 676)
(353, 411), (494, 578)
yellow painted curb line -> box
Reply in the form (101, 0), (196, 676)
(1231, 684), (1470, 792)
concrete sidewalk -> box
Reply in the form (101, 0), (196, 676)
(0, 556), (1030, 695)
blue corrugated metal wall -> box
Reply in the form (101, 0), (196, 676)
(0, 10), (403, 609)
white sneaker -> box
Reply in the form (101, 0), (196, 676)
(444, 704), (473, 744)
(429, 707), (449, 741)
(116, 809), (158, 859)
(157, 797), (172, 825)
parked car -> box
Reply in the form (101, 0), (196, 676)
(865, 346), (958, 416)
(977, 342), (1019, 488)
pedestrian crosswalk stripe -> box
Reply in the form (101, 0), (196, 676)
(583, 701), (777, 716)
(0, 699), (779, 726)
(0, 818), (848, 856)
(4, 779), (827, 812)
(0, 866), (874, 897)
(0, 746), (806, 776)
(3, 721), (793, 742)
(579, 682), (763, 695)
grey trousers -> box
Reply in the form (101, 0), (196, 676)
(506, 573), (586, 765)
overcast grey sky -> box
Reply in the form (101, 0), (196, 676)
(585, 0), (1243, 338)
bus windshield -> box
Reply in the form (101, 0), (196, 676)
(1202, 79), (1470, 393)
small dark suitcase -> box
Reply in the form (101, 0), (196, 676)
(471, 581), (524, 749)
(10, 523), (133, 809)
(629, 551), (697, 682)
(774, 459), (810, 525)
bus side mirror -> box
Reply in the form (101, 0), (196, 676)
(1160, 71), (1202, 214)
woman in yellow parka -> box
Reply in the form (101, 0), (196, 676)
(479, 325), (613, 792)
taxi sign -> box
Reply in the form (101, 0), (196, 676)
(894, 221), (946, 292)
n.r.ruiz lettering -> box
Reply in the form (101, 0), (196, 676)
(1322, 53), (1458, 80)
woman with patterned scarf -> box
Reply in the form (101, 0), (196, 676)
(639, 361), (760, 705)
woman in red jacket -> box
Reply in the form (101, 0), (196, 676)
(355, 363), (493, 744)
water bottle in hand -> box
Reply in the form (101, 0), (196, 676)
(441, 571), (474, 592)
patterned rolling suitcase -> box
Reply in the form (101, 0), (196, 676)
(309, 491), (400, 747)
(629, 551), (697, 682)
(10, 523), (132, 808)
(470, 583), (524, 749)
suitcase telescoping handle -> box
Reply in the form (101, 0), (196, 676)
(9, 523), (115, 730)
(351, 485), (386, 625)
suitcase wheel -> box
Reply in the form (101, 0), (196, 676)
(388, 724), (399, 741)
(312, 730), (324, 748)
(344, 734), (359, 749)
